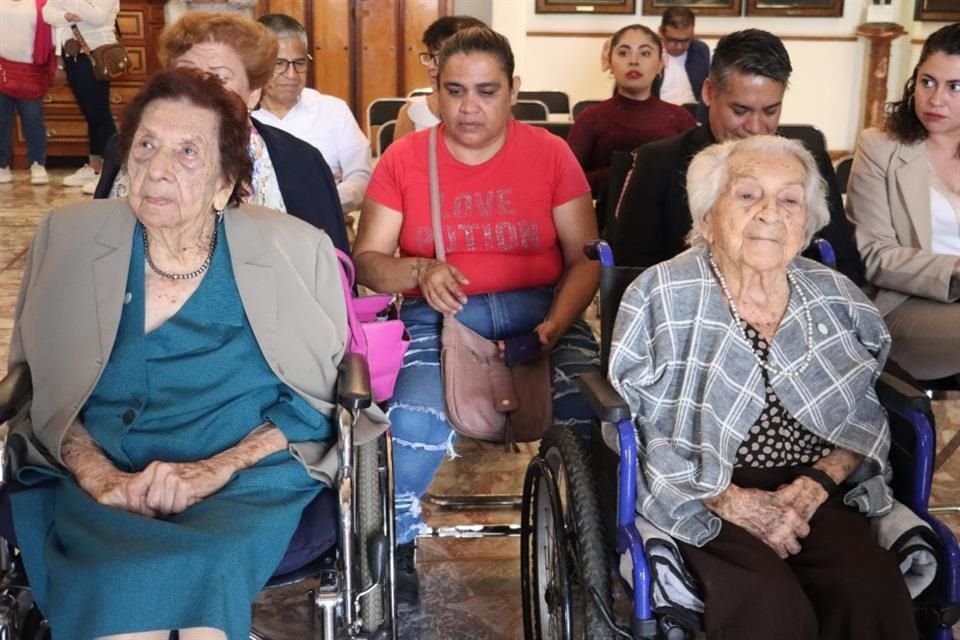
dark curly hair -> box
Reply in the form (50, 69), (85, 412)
(119, 68), (253, 207)
(885, 22), (960, 157)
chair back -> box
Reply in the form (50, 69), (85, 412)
(408, 88), (433, 98)
(366, 98), (405, 142)
(585, 242), (645, 373)
(835, 156), (853, 195)
(512, 100), (550, 121)
(571, 99), (601, 120)
(377, 120), (396, 157)
(777, 124), (828, 157)
(518, 90), (570, 114)
(525, 120), (572, 140)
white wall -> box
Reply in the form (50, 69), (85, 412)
(490, 0), (956, 154)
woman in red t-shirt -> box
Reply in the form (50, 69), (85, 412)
(354, 27), (600, 608)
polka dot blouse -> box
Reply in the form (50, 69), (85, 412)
(734, 323), (834, 469)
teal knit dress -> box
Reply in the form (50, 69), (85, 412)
(11, 221), (331, 639)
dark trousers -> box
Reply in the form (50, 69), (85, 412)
(677, 467), (917, 640)
(63, 52), (117, 157)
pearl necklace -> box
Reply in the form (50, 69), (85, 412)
(707, 255), (814, 377)
(144, 223), (218, 281)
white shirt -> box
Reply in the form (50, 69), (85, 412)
(408, 94), (440, 131)
(0, 0), (39, 63)
(929, 169), (960, 256)
(660, 51), (696, 106)
(42, 0), (119, 52)
(252, 88), (372, 213)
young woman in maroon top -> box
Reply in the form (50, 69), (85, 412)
(567, 24), (697, 201)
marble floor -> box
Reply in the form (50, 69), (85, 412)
(3, 169), (960, 639)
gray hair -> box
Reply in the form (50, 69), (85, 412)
(685, 135), (829, 250)
(257, 13), (308, 48)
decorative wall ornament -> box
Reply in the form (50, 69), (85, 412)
(640, 0), (742, 17)
(746, 0), (844, 17)
(536, 0), (637, 14)
(914, 0), (960, 21)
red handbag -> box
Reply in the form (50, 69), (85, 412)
(0, 57), (49, 101)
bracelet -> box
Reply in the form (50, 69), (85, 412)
(790, 465), (839, 496)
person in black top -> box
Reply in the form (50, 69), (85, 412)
(606, 29), (863, 285)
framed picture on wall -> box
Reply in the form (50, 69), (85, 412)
(535, 0), (637, 14)
(914, 0), (960, 21)
(745, 0), (844, 17)
(641, 0), (742, 16)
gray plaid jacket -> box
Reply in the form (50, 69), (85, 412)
(609, 248), (893, 546)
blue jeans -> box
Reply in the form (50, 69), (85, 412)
(0, 93), (46, 167)
(387, 288), (600, 543)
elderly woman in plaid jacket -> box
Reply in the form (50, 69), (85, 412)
(609, 135), (916, 640)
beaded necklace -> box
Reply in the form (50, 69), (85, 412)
(707, 254), (814, 377)
(144, 222), (218, 281)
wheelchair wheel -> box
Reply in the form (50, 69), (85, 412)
(521, 427), (612, 640)
(357, 437), (386, 632)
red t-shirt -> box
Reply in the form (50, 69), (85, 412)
(365, 120), (591, 295)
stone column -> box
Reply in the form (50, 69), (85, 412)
(856, 22), (907, 131)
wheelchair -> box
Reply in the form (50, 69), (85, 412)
(520, 240), (960, 640)
(0, 352), (397, 640)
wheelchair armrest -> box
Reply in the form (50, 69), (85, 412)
(337, 354), (372, 412)
(876, 371), (930, 415)
(577, 371), (631, 423)
(0, 364), (31, 425)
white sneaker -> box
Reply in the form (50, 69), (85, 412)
(82, 177), (98, 195)
(0, 167), (11, 184)
(63, 164), (97, 187)
(30, 162), (48, 185)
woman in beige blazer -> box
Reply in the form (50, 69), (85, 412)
(847, 23), (960, 381)
(6, 69), (384, 640)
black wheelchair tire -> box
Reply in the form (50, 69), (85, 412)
(522, 426), (613, 640)
(357, 437), (386, 632)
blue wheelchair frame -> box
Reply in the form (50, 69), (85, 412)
(577, 240), (960, 639)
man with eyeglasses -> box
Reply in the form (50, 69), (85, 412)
(252, 13), (371, 213)
(653, 7), (710, 122)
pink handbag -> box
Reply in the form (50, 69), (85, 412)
(336, 249), (410, 402)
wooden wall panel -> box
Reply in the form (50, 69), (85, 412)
(401, 0), (445, 96)
(312, 1), (351, 103)
(356, 0), (401, 125)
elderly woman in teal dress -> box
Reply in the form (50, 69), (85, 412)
(6, 68), (381, 640)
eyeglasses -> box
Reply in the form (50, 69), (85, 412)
(418, 52), (438, 66)
(275, 55), (312, 74)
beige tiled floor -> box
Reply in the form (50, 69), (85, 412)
(3, 170), (960, 638)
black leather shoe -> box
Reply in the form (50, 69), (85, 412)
(396, 541), (420, 607)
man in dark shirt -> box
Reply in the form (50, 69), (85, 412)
(606, 29), (864, 285)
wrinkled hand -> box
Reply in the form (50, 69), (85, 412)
(710, 486), (810, 559)
(126, 460), (233, 516)
(772, 477), (829, 523)
(81, 466), (157, 518)
(418, 260), (469, 314)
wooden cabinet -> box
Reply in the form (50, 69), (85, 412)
(11, 0), (165, 168)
